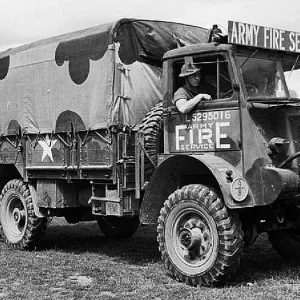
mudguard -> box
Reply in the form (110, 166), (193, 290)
(140, 153), (299, 224)
(140, 153), (252, 224)
(28, 184), (46, 218)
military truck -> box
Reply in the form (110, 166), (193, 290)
(1, 19), (300, 286)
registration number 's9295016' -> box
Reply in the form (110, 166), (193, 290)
(188, 110), (231, 122)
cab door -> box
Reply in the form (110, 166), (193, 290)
(165, 53), (242, 170)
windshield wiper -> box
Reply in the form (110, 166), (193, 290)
(239, 49), (259, 70)
(288, 54), (300, 78)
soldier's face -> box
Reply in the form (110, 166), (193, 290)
(187, 72), (201, 87)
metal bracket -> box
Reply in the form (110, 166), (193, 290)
(138, 139), (157, 168)
(56, 133), (72, 149)
(80, 128), (91, 147)
(5, 136), (19, 148)
(94, 130), (112, 145)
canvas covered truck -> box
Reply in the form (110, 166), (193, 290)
(2, 18), (300, 286)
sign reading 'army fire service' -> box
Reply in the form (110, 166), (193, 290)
(228, 20), (300, 53)
(170, 109), (240, 152)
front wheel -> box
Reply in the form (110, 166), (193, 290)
(157, 184), (243, 286)
(0, 179), (47, 249)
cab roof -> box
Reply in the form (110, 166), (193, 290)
(163, 43), (234, 60)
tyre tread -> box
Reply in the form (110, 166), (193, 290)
(139, 102), (163, 180)
(157, 184), (243, 286)
(0, 179), (47, 250)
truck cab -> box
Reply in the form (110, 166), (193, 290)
(160, 41), (300, 207)
(141, 21), (300, 285)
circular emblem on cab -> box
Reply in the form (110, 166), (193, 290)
(230, 177), (249, 202)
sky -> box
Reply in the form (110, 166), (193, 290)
(1, 0), (300, 51)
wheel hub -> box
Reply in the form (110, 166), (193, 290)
(178, 218), (212, 261)
(12, 207), (25, 226)
(179, 227), (202, 249)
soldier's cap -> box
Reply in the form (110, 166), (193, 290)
(179, 63), (202, 77)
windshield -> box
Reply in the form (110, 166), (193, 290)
(236, 50), (300, 101)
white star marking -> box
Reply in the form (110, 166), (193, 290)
(38, 135), (57, 162)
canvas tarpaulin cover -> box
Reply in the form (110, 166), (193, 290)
(0, 19), (210, 136)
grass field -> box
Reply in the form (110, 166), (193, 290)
(0, 218), (300, 300)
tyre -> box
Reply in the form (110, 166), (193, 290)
(97, 216), (140, 238)
(268, 229), (300, 262)
(139, 102), (163, 181)
(157, 184), (243, 286)
(0, 179), (47, 249)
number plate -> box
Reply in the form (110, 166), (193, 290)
(106, 202), (121, 216)
(230, 177), (249, 202)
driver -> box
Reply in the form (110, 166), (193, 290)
(173, 63), (215, 113)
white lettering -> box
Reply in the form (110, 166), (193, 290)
(273, 29), (279, 49)
(176, 110), (235, 151)
(289, 32), (295, 51)
(225, 111), (231, 119)
(264, 27), (270, 48)
(207, 112), (213, 120)
(253, 25), (260, 46)
(231, 21), (238, 43)
(175, 125), (187, 150)
(189, 126), (194, 145)
(190, 110), (231, 122)
(245, 24), (253, 45)
(216, 122), (230, 149)
(180, 143), (214, 151)
(213, 111), (219, 120)
(279, 30), (285, 50)
(297, 33), (300, 52)
(200, 129), (213, 144)
(185, 114), (192, 122)
(230, 21), (300, 53)
(230, 22), (238, 44)
(245, 24), (259, 46)
(238, 23), (246, 44)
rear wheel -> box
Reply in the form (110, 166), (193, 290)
(268, 229), (300, 262)
(157, 184), (243, 286)
(97, 216), (140, 238)
(0, 179), (47, 249)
